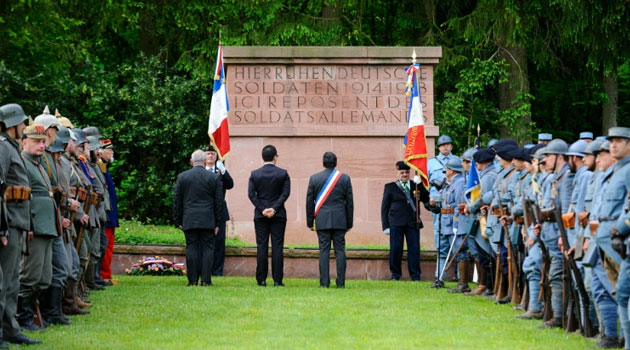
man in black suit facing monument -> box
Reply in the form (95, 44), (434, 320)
(306, 152), (353, 288)
(248, 145), (291, 287)
(173, 150), (223, 286)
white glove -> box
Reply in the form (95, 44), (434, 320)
(413, 175), (421, 184)
(383, 228), (390, 235)
(216, 160), (226, 174)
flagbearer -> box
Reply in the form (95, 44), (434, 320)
(381, 161), (430, 281)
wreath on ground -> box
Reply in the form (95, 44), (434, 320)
(126, 256), (186, 276)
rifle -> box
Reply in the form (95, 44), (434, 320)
(553, 204), (595, 337)
(527, 201), (553, 322)
(443, 218), (479, 273)
(75, 190), (93, 252)
(498, 194), (521, 304)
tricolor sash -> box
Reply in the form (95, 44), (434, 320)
(314, 169), (342, 217)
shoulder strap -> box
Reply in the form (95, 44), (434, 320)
(395, 181), (417, 212)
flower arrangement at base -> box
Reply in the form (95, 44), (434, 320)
(125, 256), (186, 276)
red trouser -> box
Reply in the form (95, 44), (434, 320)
(100, 227), (116, 280)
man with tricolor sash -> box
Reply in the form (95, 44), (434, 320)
(306, 152), (353, 288)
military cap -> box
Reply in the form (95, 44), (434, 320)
(595, 136), (607, 141)
(542, 139), (568, 155)
(0, 103), (28, 129)
(566, 140), (587, 157)
(487, 139), (498, 148)
(599, 140), (610, 152)
(492, 138), (518, 151)
(102, 139), (113, 149)
(473, 148), (495, 163)
(73, 129), (88, 146)
(445, 157), (463, 173)
(607, 127), (630, 140)
(396, 161), (410, 171)
(84, 126), (102, 139)
(538, 133), (553, 141)
(48, 137), (65, 153)
(23, 124), (47, 139)
(461, 148), (476, 162)
(437, 135), (453, 147)
(87, 135), (101, 150)
(55, 109), (74, 129)
(583, 140), (603, 155)
(533, 146), (547, 160)
(34, 106), (60, 130)
(56, 126), (72, 144)
(205, 144), (217, 153)
(579, 132), (594, 140)
(510, 148), (531, 162)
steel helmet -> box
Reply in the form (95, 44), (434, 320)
(437, 135), (453, 147)
(0, 103), (28, 129)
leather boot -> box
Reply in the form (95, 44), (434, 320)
(75, 280), (92, 308)
(63, 280), (89, 315)
(449, 260), (471, 293)
(37, 288), (52, 323)
(94, 256), (106, 288)
(16, 295), (39, 332)
(481, 266), (494, 296)
(44, 286), (71, 325)
(85, 261), (103, 291)
(496, 275), (510, 303)
(465, 262), (487, 296)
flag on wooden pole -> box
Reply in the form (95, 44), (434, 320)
(403, 51), (429, 189)
(208, 45), (230, 160)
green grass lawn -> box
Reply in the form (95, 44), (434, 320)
(33, 276), (595, 349)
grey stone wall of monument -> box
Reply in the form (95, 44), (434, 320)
(222, 46), (442, 249)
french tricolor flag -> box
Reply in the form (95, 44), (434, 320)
(208, 45), (231, 160)
(403, 62), (429, 189)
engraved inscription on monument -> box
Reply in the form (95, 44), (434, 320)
(227, 65), (434, 127)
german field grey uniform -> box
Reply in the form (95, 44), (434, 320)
(0, 104), (40, 345)
(17, 124), (60, 331)
(33, 109), (71, 326)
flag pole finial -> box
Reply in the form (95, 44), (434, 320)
(412, 49), (417, 64)
(219, 30), (222, 46)
(477, 123), (480, 137)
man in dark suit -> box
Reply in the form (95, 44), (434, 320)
(381, 161), (430, 281)
(173, 150), (223, 286)
(306, 152), (353, 288)
(204, 145), (234, 276)
(248, 145), (291, 286)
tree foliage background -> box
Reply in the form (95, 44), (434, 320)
(1, 0), (629, 223)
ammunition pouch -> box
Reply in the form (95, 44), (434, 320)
(513, 216), (524, 225)
(540, 207), (556, 222)
(491, 207), (510, 217)
(589, 220), (599, 235)
(89, 193), (101, 206)
(611, 230), (627, 260)
(4, 186), (31, 202)
(52, 186), (65, 208)
(71, 186), (88, 203)
(578, 212), (590, 228)
(562, 212), (576, 229)
(441, 208), (454, 214)
(458, 203), (466, 215)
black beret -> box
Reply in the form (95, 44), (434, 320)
(396, 161), (410, 170)
(528, 143), (546, 157)
(473, 148), (496, 163)
(205, 144), (217, 153)
(496, 144), (518, 161)
(492, 138), (518, 151)
(511, 148), (531, 162)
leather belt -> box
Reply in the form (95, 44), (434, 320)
(441, 208), (454, 214)
(31, 190), (53, 198)
(599, 216), (620, 222)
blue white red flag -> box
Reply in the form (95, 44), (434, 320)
(208, 45), (231, 160)
(314, 169), (342, 217)
(403, 63), (429, 189)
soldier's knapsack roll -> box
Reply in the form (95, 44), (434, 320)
(4, 185), (32, 201)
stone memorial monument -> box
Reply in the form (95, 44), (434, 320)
(223, 46), (442, 249)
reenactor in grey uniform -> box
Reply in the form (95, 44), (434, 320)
(595, 127), (630, 349)
(534, 139), (575, 328)
(0, 104), (40, 345)
(17, 124), (61, 331)
(486, 139), (518, 302)
(85, 127), (111, 288)
(464, 148), (497, 296)
(60, 128), (93, 310)
(33, 109), (72, 326)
